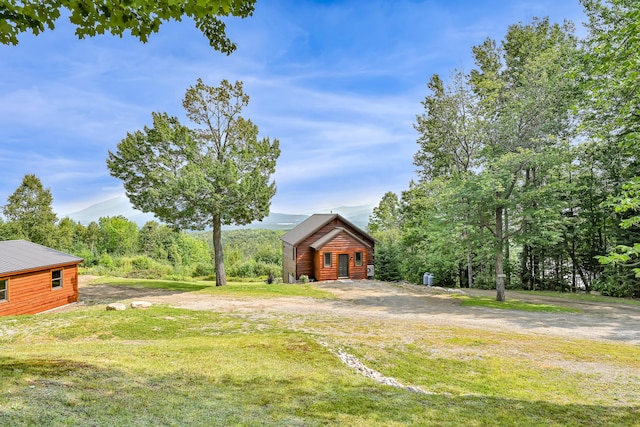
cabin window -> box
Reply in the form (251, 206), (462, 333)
(51, 270), (63, 289)
(355, 252), (363, 266)
(0, 279), (7, 301)
(323, 252), (332, 268)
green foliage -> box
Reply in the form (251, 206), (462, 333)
(69, 224), (282, 280)
(414, 70), (481, 181)
(592, 265), (638, 298)
(367, 191), (402, 239)
(137, 221), (211, 267)
(131, 255), (154, 270)
(299, 274), (309, 283)
(98, 252), (114, 268)
(107, 79), (280, 287)
(581, 0), (640, 296)
(220, 229), (284, 261)
(192, 263), (216, 277)
(398, 18), (581, 299)
(2, 174), (58, 246)
(1, 0), (256, 53)
(98, 215), (138, 255)
(374, 242), (403, 282)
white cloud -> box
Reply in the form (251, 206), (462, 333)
(0, 0), (586, 217)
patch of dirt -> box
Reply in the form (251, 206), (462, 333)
(77, 277), (640, 345)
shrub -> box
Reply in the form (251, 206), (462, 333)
(375, 243), (402, 282)
(126, 268), (170, 279)
(115, 257), (133, 273)
(593, 277), (636, 298)
(227, 261), (256, 278)
(299, 275), (309, 283)
(192, 263), (216, 277)
(131, 255), (155, 270)
(98, 252), (114, 268)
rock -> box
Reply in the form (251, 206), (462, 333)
(106, 303), (126, 311)
(335, 348), (431, 394)
(406, 386), (430, 394)
(130, 301), (152, 309)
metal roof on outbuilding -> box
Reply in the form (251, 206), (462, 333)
(0, 240), (83, 276)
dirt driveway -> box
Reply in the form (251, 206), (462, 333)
(78, 278), (640, 345)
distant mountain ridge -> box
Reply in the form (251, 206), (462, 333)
(66, 197), (373, 230)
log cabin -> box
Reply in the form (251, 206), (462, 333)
(0, 240), (83, 316)
(281, 214), (375, 283)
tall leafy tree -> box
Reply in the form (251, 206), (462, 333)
(55, 217), (76, 253)
(107, 79), (280, 286)
(469, 18), (579, 301)
(1, 0), (256, 53)
(368, 191), (403, 282)
(413, 70), (483, 287)
(98, 216), (138, 256)
(414, 70), (482, 181)
(582, 0), (640, 292)
(368, 191), (402, 239)
(2, 174), (58, 246)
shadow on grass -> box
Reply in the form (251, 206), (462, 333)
(1, 355), (638, 426)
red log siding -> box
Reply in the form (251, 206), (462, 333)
(313, 234), (369, 281)
(0, 264), (79, 316)
(292, 218), (374, 281)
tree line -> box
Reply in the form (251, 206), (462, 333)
(369, 1), (640, 299)
(0, 174), (283, 280)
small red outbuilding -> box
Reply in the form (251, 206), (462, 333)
(281, 214), (375, 283)
(0, 240), (83, 316)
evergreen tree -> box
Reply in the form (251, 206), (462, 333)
(2, 174), (58, 246)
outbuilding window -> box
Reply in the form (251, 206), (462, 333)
(355, 252), (363, 266)
(324, 252), (332, 268)
(51, 270), (63, 289)
(0, 279), (7, 301)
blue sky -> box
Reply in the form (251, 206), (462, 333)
(0, 0), (586, 218)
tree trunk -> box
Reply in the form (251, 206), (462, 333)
(467, 251), (473, 289)
(521, 243), (530, 290)
(212, 214), (227, 287)
(504, 207), (511, 289)
(496, 205), (505, 302)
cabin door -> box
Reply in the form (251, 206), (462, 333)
(338, 254), (349, 278)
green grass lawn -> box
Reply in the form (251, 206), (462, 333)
(452, 295), (582, 312)
(1, 278), (638, 426)
(94, 276), (337, 299)
(511, 290), (640, 307)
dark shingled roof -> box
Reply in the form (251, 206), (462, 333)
(281, 213), (374, 246)
(0, 240), (83, 276)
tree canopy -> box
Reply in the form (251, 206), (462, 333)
(107, 79), (280, 286)
(582, 0), (640, 279)
(2, 174), (58, 246)
(0, 0), (256, 53)
(367, 6), (640, 299)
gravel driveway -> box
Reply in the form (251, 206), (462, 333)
(78, 278), (640, 345)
